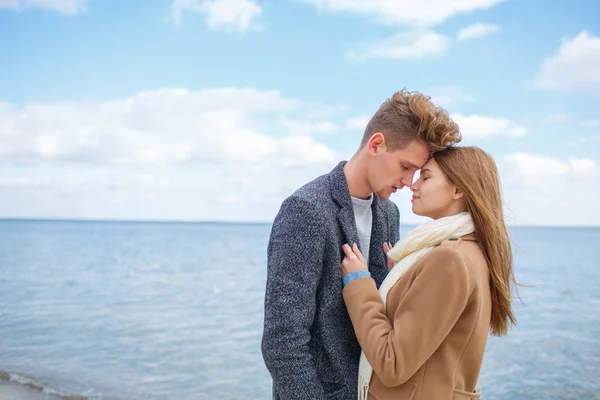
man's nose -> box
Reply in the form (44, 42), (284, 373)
(400, 173), (415, 187)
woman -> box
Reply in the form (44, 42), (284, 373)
(341, 146), (516, 400)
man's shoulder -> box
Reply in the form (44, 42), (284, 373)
(284, 160), (348, 205)
(290, 172), (331, 203)
(271, 171), (336, 239)
(271, 170), (334, 224)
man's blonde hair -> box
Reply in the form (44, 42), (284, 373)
(361, 89), (462, 152)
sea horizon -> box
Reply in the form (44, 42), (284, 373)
(1, 216), (598, 230)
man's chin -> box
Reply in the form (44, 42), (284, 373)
(376, 190), (391, 200)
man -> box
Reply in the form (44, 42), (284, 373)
(261, 89), (462, 400)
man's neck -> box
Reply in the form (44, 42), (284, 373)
(343, 156), (373, 200)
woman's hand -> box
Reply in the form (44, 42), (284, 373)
(341, 243), (368, 276)
(383, 241), (396, 269)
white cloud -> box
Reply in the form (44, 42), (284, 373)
(583, 119), (600, 128)
(275, 117), (339, 136)
(456, 22), (499, 41)
(3, 89), (598, 227)
(500, 153), (600, 226)
(296, 0), (506, 26)
(0, 87), (342, 222)
(505, 153), (571, 188)
(0, 0), (84, 15)
(570, 158), (597, 176)
(302, 1), (506, 62)
(423, 85), (474, 109)
(278, 136), (337, 167)
(534, 31), (600, 93)
(347, 31), (450, 60)
(0, 88), (336, 166)
(451, 113), (528, 139)
(170, 0), (262, 33)
(504, 153), (598, 189)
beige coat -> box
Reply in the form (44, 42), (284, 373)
(343, 234), (491, 400)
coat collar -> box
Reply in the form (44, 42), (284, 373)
(329, 161), (352, 210)
(328, 161), (383, 212)
(329, 161), (359, 247)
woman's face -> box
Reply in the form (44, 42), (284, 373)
(410, 157), (465, 220)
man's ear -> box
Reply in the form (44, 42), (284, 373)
(367, 132), (386, 156)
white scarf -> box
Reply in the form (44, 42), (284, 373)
(357, 212), (474, 400)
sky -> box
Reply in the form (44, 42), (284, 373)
(0, 0), (599, 227)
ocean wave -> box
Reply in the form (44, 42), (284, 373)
(0, 370), (90, 400)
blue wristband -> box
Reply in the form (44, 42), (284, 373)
(342, 270), (371, 287)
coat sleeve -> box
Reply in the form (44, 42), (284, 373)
(261, 196), (328, 400)
(342, 246), (472, 387)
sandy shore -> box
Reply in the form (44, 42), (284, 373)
(0, 381), (60, 400)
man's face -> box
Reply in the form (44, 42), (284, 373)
(368, 138), (431, 200)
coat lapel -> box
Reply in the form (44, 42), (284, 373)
(329, 162), (360, 248)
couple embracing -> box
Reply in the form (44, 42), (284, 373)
(261, 89), (516, 400)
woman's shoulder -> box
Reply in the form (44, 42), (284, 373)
(415, 242), (467, 275)
(415, 236), (483, 276)
(420, 236), (488, 286)
(438, 234), (481, 256)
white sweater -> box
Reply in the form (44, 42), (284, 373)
(351, 194), (373, 263)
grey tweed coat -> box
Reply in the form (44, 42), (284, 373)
(261, 161), (400, 400)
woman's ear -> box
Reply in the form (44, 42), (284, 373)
(453, 187), (464, 200)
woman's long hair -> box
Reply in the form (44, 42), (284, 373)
(434, 146), (516, 336)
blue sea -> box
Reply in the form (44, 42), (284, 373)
(0, 219), (599, 399)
